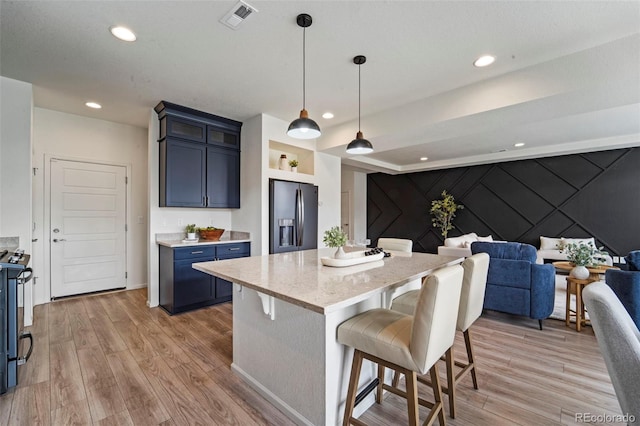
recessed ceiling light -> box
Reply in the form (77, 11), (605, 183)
(85, 102), (102, 109)
(110, 26), (137, 42)
(420, 157), (428, 161)
(474, 55), (495, 67)
(322, 112), (334, 119)
(514, 142), (525, 147)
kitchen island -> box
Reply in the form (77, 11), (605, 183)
(193, 248), (462, 425)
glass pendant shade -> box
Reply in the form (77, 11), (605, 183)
(346, 131), (374, 154)
(287, 108), (321, 139)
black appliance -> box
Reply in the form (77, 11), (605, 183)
(269, 179), (318, 254)
(0, 248), (33, 394)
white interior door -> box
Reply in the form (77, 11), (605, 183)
(50, 159), (127, 298)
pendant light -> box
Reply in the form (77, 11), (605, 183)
(287, 13), (321, 139)
(346, 55), (374, 154)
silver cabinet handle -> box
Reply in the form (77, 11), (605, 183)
(229, 247), (240, 251)
(53, 239), (66, 243)
(191, 250), (204, 254)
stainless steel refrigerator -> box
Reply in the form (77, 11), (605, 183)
(269, 179), (318, 254)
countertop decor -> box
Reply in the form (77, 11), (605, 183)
(156, 231), (250, 248)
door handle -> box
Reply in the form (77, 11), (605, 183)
(53, 239), (66, 243)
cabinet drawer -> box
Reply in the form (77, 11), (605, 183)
(216, 242), (250, 258)
(174, 246), (215, 260)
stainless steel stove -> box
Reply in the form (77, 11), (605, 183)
(0, 248), (32, 394)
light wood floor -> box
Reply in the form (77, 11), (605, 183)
(0, 288), (622, 425)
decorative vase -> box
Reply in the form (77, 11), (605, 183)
(279, 154), (288, 170)
(334, 246), (347, 259)
(187, 232), (196, 240)
(570, 265), (590, 280)
(291, 166), (298, 173)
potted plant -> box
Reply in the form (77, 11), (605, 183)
(185, 224), (197, 240)
(560, 241), (608, 279)
(430, 190), (464, 238)
(288, 159), (299, 172)
(323, 226), (348, 259)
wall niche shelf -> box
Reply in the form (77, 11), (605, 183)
(268, 140), (314, 176)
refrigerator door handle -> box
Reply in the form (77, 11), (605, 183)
(296, 188), (304, 246)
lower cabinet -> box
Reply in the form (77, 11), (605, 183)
(159, 242), (250, 314)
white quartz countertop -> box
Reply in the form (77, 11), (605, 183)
(156, 230), (250, 248)
(157, 238), (251, 248)
(193, 248), (462, 314)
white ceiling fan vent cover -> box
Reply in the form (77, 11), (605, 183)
(220, 1), (258, 30)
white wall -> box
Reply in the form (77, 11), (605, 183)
(0, 77), (33, 247)
(341, 168), (368, 242)
(32, 108), (148, 305)
(147, 110), (233, 307)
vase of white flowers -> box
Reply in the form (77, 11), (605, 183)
(323, 226), (348, 259)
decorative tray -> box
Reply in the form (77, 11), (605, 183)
(321, 251), (384, 267)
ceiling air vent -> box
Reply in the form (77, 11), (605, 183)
(220, 1), (258, 30)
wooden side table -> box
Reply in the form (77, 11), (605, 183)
(553, 262), (620, 331)
(565, 276), (593, 332)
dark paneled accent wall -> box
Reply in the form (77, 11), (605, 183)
(368, 147), (640, 257)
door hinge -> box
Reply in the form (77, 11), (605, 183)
(125, 176), (128, 184)
(125, 272), (128, 279)
(33, 167), (38, 176)
(125, 224), (128, 232)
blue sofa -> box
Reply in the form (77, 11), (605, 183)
(605, 250), (640, 329)
(471, 242), (555, 329)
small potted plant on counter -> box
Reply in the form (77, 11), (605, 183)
(323, 226), (348, 259)
(288, 159), (299, 172)
(185, 224), (197, 241)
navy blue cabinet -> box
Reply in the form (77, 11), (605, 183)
(155, 101), (242, 208)
(159, 242), (250, 315)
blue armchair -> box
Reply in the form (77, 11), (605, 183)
(605, 250), (640, 329)
(471, 242), (555, 329)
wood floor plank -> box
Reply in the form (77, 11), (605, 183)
(47, 302), (72, 344)
(105, 350), (170, 424)
(84, 302), (127, 355)
(76, 345), (117, 390)
(93, 410), (134, 426)
(65, 299), (100, 349)
(9, 381), (51, 425)
(99, 295), (132, 324)
(85, 385), (127, 422)
(0, 392), (14, 425)
(173, 361), (259, 425)
(50, 398), (91, 426)
(111, 320), (158, 362)
(133, 319), (189, 369)
(138, 356), (219, 425)
(49, 341), (86, 411)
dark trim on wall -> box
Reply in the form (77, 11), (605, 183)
(367, 147), (640, 257)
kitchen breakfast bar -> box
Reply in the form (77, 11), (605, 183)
(193, 248), (462, 425)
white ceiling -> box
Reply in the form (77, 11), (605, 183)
(2, 1), (639, 173)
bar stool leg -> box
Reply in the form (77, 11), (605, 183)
(343, 350), (364, 426)
(376, 364), (385, 404)
(464, 329), (478, 390)
(445, 346), (455, 418)
(405, 371), (419, 426)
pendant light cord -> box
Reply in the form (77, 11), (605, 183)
(302, 27), (306, 110)
(358, 63), (361, 132)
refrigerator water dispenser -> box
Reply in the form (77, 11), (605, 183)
(279, 219), (294, 247)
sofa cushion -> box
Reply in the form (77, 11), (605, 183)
(487, 259), (532, 289)
(477, 235), (494, 242)
(472, 241), (537, 263)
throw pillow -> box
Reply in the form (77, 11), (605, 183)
(477, 235), (493, 242)
(540, 236), (562, 250)
(562, 237), (595, 247)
